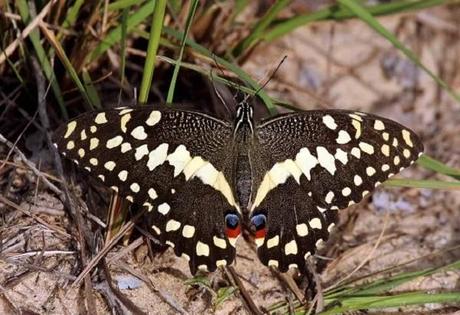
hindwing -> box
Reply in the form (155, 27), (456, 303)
(53, 106), (240, 274)
(250, 110), (423, 272)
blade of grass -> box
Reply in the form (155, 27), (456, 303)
(40, 23), (96, 110)
(384, 178), (460, 190)
(107, 0), (142, 11)
(89, 1), (155, 63)
(327, 260), (460, 298)
(162, 27), (277, 114)
(82, 69), (101, 108)
(166, 0), (199, 103)
(233, 0), (291, 57)
(138, 0), (166, 104)
(263, 0), (447, 42)
(16, 0), (68, 118)
(337, 0), (460, 103)
(118, 7), (129, 104)
(321, 291), (460, 314)
(417, 154), (460, 180)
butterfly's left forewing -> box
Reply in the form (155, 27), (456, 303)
(251, 110), (423, 271)
(54, 106), (240, 274)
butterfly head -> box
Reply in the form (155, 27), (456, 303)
(234, 100), (254, 134)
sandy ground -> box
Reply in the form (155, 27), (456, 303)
(1, 5), (460, 315)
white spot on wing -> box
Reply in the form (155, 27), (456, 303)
(402, 130), (413, 147)
(121, 142), (132, 153)
(120, 113), (131, 133)
(296, 223), (309, 237)
(309, 218), (322, 229)
(336, 130), (351, 144)
(104, 161), (116, 171)
(266, 235), (279, 249)
(268, 260), (279, 267)
(342, 187), (351, 196)
(130, 183), (140, 193)
(106, 135), (123, 149)
(64, 121), (77, 138)
(157, 202), (170, 215)
(146, 111), (161, 126)
(374, 120), (385, 130)
(118, 170), (128, 181)
(131, 126), (148, 140)
(146, 143), (169, 171)
(196, 241), (210, 256)
(165, 220), (181, 232)
(325, 191), (334, 204)
(354, 175), (363, 186)
(135, 144), (149, 160)
(284, 240), (298, 255)
(335, 148), (348, 165)
(213, 236), (227, 249)
(351, 147), (361, 159)
(95, 113), (108, 124)
(166, 145), (192, 177)
(351, 119), (362, 138)
(322, 115), (337, 130)
(359, 142), (374, 155)
(381, 144), (390, 157)
(148, 188), (157, 200)
(182, 225), (195, 238)
(183, 156), (206, 180)
(366, 166), (376, 176)
(295, 147), (318, 181)
(316, 146), (336, 175)
(89, 138), (99, 150)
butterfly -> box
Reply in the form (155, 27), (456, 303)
(53, 101), (423, 274)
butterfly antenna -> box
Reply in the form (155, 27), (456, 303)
(244, 55), (287, 102)
(210, 68), (231, 114)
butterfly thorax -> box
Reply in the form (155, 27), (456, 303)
(233, 101), (255, 213)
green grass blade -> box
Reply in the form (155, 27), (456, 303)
(337, 0), (460, 103)
(264, 0), (447, 42)
(384, 178), (460, 190)
(233, 0), (291, 56)
(139, 0), (166, 104)
(16, 0), (68, 118)
(107, 0), (142, 11)
(327, 260), (460, 298)
(40, 25), (95, 110)
(60, 0), (84, 30)
(162, 27), (277, 114)
(82, 69), (101, 108)
(417, 154), (460, 180)
(89, 1), (155, 63)
(118, 7), (129, 103)
(321, 292), (460, 314)
(166, 0), (199, 104)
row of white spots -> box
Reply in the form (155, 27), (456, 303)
(252, 144), (369, 210)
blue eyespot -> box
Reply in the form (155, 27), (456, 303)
(250, 214), (267, 230)
(225, 213), (240, 229)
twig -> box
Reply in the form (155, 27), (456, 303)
(0, 134), (63, 199)
(224, 266), (262, 315)
(0, 0), (57, 65)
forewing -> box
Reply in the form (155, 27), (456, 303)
(53, 106), (239, 274)
(252, 110), (423, 271)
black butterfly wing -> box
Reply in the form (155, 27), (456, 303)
(251, 110), (423, 271)
(53, 106), (240, 274)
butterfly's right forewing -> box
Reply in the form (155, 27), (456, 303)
(53, 106), (240, 274)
